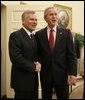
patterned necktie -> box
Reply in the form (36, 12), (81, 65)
(30, 34), (34, 38)
(30, 34), (35, 48)
(49, 29), (54, 51)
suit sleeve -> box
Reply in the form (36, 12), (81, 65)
(8, 32), (36, 72)
(35, 32), (42, 63)
(66, 29), (77, 76)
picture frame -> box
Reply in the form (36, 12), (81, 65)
(54, 4), (72, 30)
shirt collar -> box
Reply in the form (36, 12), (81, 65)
(47, 25), (57, 32)
(22, 26), (32, 36)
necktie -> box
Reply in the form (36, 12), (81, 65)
(30, 34), (35, 48)
(30, 34), (34, 38)
(49, 29), (54, 51)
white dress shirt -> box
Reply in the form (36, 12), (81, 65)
(22, 26), (32, 38)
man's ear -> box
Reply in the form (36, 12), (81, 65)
(44, 16), (46, 21)
(22, 20), (25, 25)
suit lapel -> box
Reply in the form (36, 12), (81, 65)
(42, 27), (51, 52)
(20, 28), (35, 49)
(53, 26), (61, 52)
(21, 28), (31, 40)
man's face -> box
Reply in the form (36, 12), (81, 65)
(22, 13), (37, 32)
(45, 8), (58, 28)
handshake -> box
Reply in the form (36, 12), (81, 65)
(34, 62), (41, 72)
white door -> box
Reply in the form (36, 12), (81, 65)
(1, 4), (6, 97)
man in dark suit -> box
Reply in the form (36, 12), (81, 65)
(35, 7), (77, 99)
(8, 10), (41, 99)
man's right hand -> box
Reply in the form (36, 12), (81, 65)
(34, 62), (41, 72)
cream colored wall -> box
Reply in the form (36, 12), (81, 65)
(71, 3), (84, 35)
(1, 1), (84, 35)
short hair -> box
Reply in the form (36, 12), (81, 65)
(22, 10), (35, 21)
(44, 7), (56, 18)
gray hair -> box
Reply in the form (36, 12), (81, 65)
(44, 7), (56, 18)
(22, 10), (35, 21)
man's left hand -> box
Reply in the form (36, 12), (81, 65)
(68, 75), (77, 85)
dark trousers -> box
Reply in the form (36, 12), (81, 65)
(14, 90), (38, 99)
(42, 80), (69, 99)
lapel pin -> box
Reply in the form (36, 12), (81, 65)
(60, 32), (62, 34)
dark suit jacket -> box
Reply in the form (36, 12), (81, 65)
(9, 28), (38, 91)
(35, 27), (77, 86)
